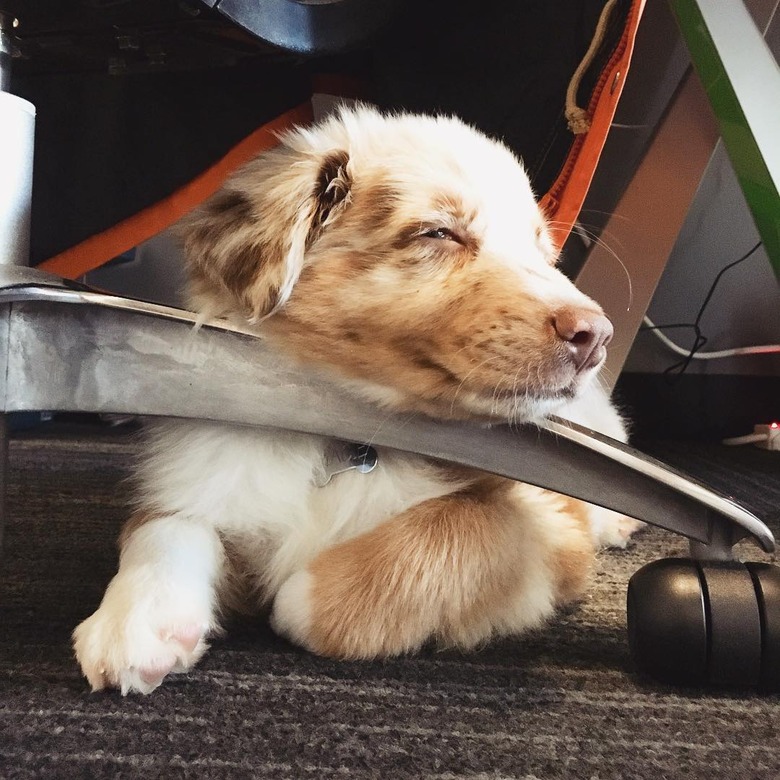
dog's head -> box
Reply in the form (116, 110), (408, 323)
(181, 105), (612, 422)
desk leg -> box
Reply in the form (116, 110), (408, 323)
(0, 413), (7, 565)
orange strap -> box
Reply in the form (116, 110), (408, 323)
(40, 101), (314, 280)
(40, 9), (645, 281)
(540, 0), (646, 251)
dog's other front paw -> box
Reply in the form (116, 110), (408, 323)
(73, 576), (212, 695)
(270, 566), (419, 659)
(269, 570), (318, 653)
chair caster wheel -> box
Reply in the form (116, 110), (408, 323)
(627, 558), (780, 690)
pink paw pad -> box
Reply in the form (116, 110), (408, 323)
(138, 658), (176, 687)
(162, 624), (205, 654)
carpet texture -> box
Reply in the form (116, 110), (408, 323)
(1, 427), (780, 779)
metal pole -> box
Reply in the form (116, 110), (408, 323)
(0, 11), (25, 566)
(0, 11), (35, 267)
(0, 412), (7, 566)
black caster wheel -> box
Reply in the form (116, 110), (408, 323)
(627, 558), (780, 690)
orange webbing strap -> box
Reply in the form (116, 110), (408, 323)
(39, 100), (314, 280)
(540, 0), (646, 252)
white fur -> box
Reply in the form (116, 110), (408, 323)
(74, 423), (477, 692)
(74, 390), (631, 693)
(72, 518), (221, 694)
(270, 571), (314, 650)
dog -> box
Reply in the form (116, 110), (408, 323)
(73, 105), (640, 695)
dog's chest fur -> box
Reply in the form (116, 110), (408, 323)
(136, 419), (468, 598)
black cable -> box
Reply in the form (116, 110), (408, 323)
(639, 241), (763, 377)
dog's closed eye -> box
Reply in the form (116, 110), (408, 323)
(416, 224), (479, 255)
(421, 227), (475, 251)
(421, 227), (457, 241)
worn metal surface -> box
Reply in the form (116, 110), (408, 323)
(0, 269), (773, 554)
(0, 92), (34, 267)
(0, 12), (14, 93)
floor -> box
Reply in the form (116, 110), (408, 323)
(1, 420), (779, 779)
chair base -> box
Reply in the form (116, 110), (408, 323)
(3, 265), (777, 691)
(0, 265), (774, 563)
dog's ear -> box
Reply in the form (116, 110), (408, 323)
(180, 145), (351, 321)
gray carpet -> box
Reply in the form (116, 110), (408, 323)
(2, 425), (780, 779)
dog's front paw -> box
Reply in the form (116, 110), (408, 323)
(73, 576), (212, 695)
(589, 507), (645, 549)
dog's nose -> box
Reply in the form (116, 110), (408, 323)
(553, 308), (614, 372)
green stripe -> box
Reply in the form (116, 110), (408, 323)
(670, 0), (780, 276)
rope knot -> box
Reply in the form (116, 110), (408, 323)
(566, 107), (592, 135)
(564, 0), (616, 136)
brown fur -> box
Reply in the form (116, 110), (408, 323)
(546, 495), (595, 603)
(301, 476), (594, 659)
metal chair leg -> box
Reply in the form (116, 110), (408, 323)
(0, 413), (8, 565)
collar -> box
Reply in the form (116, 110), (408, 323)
(314, 441), (379, 488)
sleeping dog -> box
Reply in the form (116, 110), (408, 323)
(74, 105), (639, 695)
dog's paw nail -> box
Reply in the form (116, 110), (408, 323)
(86, 669), (107, 692)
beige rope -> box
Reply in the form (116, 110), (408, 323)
(565, 0), (618, 135)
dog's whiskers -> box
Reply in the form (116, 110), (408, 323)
(547, 219), (634, 312)
(576, 208), (633, 223)
(448, 355), (501, 417)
